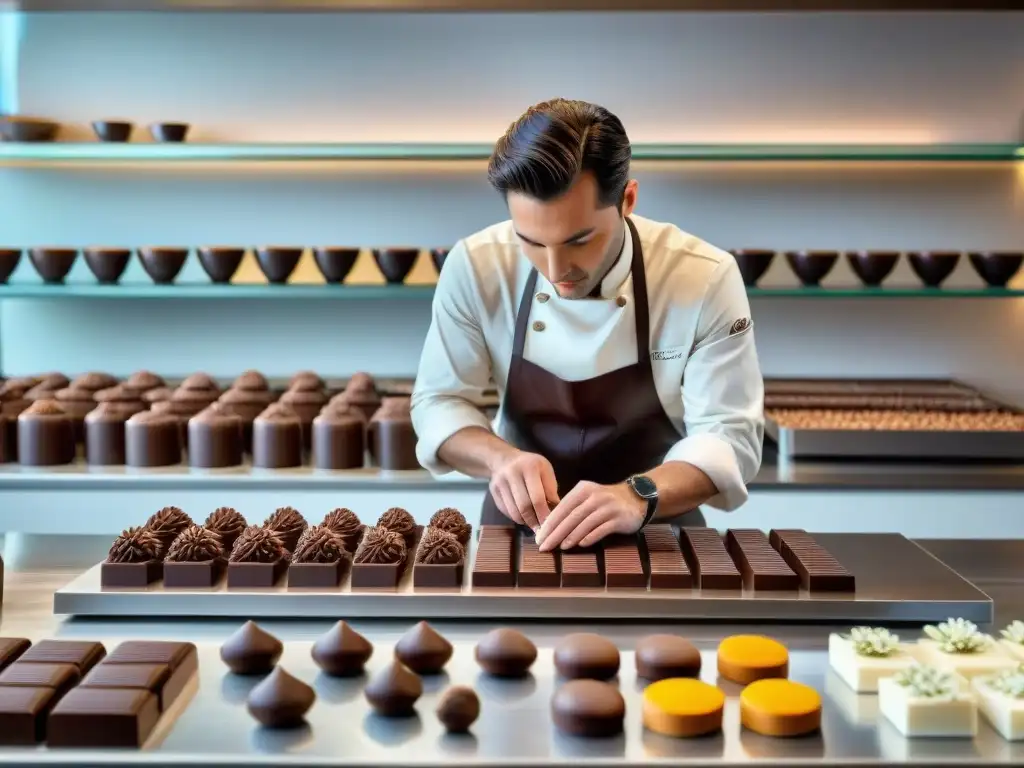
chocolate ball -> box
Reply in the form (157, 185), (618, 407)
(436, 686), (480, 733)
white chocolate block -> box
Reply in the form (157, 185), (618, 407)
(998, 640), (1024, 664)
(971, 676), (1024, 741)
(825, 669), (880, 725)
(879, 675), (977, 737)
(828, 633), (922, 693)
(917, 638), (1019, 680)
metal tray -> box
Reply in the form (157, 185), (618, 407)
(54, 533), (992, 624)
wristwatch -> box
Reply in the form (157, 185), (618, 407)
(626, 474), (659, 529)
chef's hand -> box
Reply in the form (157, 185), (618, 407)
(536, 481), (646, 552)
(488, 450), (559, 530)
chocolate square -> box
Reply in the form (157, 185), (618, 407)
(47, 688), (160, 748)
(288, 561), (346, 589)
(104, 640), (197, 712)
(412, 561), (464, 589)
(0, 662), (79, 699)
(226, 559), (288, 589)
(0, 638), (31, 672)
(516, 533), (559, 588)
(643, 526), (693, 590)
(560, 548), (603, 588)
(19, 640), (106, 674)
(603, 536), (647, 589)
(100, 561), (162, 588)
(80, 663), (172, 710)
(0, 686), (58, 745)
(163, 560), (225, 589)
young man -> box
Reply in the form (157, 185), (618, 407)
(411, 98), (764, 552)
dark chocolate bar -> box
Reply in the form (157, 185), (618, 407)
(768, 528), (856, 592)
(0, 662), (79, 699)
(603, 536), (647, 589)
(560, 547), (603, 588)
(642, 525), (693, 589)
(517, 533), (559, 588)
(0, 686), (58, 745)
(0, 638), (31, 672)
(724, 529), (800, 591)
(47, 688), (160, 748)
(79, 663), (170, 709)
(103, 641), (198, 711)
(19, 640), (106, 674)
(678, 527), (742, 590)
(471, 526), (515, 588)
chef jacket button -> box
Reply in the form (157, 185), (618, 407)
(532, 321), (546, 332)
(536, 292), (550, 303)
(616, 296), (627, 307)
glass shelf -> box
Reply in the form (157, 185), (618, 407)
(0, 142), (1021, 164)
(0, 284), (1020, 299)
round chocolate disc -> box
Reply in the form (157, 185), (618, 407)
(221, 621), (283, 675)
(551, 679), (625, 738)
(311, 621), (374, 677)
(436, 685), (480, 733)
(475, 628), (538, 678)
(246, 666), (316, 728)
(553, 633), (620, 681)
(635, 634), (702, 682)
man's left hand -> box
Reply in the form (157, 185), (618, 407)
(536, 480), (646, 552)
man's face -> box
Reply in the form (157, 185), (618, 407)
(508, 173), (637, 299)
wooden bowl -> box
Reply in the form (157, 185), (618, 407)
(138, 247), (189, 284)
(92, 121), (133, 143)
(83, 247), (132, 284)
(845, 251), (900, 286)
(730, 249), (775, 287)
(256, 247), (303, 284)
(313, 247), (360, 284)
(150, 123), (190, 143)
(0, 249), (22, 283)
(373, 248), (420, 284)
(968, 252), (1023, 287)
(0, 116), (58, 142)
(29, 248), (78, 283)
(784, 251), (838, 286)
(197, 247), (245, 283)
(907, 252), (960, 287)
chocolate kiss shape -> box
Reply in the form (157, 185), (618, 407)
(475, 628), (537, 678)
(311, 621), (374, 677)
(436, 685), (480, 733)
(246, 667), (316, 728)
(394, 621), (453, 675)
(220, 620), (284, 675)
(364, 660), (423, 716)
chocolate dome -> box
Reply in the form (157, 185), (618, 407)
(436, 686), (480, 733)
(233, 370), (269, 392)
(287, 371), (324, 391)
(475, 628), (538, 678)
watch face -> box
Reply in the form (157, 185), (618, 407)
(631, 475), (657, 499)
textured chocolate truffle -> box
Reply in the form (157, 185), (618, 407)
(17, 399), (75, 466)
(187, 404), (243, 468)
(165, 525), (223, 562)
(416, 527), (463, 565)
(204, 507), (247, 550)
(553, 634), (620, 681)
(288, 371), (324, 391)
(179, 372), (220, 393)
(436, 686), (480, 733)
(475, 628), (538, 678)
(106, 526), (162, 564)
(125, 410), (182, 467)
(311, 621), (373, 677)
(354, 526), (406, 565)
(252, 404), (303, 469)
(321, 508), (363, 551)
(143, 506), (193, 551)
(551, 680), (625, 738)
(263, 507), (308, 553)
(84, 403), (129, 465)
(292, 524), (349, 564)
(364, 660), (422, 716)
(635, 634), (702, 681)
(428, 508), (471, 544)
(394, 622), (453, 675)
(311, 408), (365, 470)
(233, 370), (269, 391)
(230, 526), (285, 563)
(70, 372), (118, 392)
(247, 667), (315, 728)
(221, 621), (283, 675)
(376, 507), (416, 543)
(125, 370), (165, 392)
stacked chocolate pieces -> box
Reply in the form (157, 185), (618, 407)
(643, 526), (693, 589)
(470, 526), (515, 587)
(678, 527), (742, 589)
(724, 529), (800, 590)
(603, 535), (647, 588)
(517, 533), (559, 587)
(769, 528), (856, 591)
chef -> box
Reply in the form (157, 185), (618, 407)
(411, 98), (764, 553)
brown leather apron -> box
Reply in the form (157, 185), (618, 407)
(481, 217), (706, 528)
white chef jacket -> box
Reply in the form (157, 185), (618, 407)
(410, 214), (765, 511)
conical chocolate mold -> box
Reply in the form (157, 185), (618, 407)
(364, 660), (422, 716)
(246, 666), (315, 728)
(221, 620), (283, 675)
(311, 620), (374, 677)
(394, 621), (453, 675)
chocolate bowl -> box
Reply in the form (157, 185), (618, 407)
(150, 122), (189, 143)
(907, 251), (960, 287)
(968, 251), (1023, 287)
(784, 251), (838, 286)
(729, 249), (775, 287)
(28, 248), (78, 283)
(91, 120), (133, 143)
(313, 247), (359, 284)
(372, 248), (420, 284)
(83, 247), (131, 284)
(0, 116), (58, 142)
(845, 251), (900, 286)
(198, 247), (245, 283)
(0, 249), (21, 283)
(138, 247), (189, 284)
(256, 247), (303, 284)
(430, 248), (450, 274)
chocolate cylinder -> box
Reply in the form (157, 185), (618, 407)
(84, 404), (128, 466)
(312, 409), (365, 470)
(279, 388), (327, 451)
(370, 397), (418, 470)
(94, 384), (146, 417)
(126, 411), (182, 467)
(252, 404), (303, 469)
(218, 387), (275, 453)
(0, 394), (30, 461)
(0, 414), (7, 463)
(53, 387), (96, 444)
(188, 405), (243, 468)
(17, 400), (75, 466)
(151, 398), (205, 451)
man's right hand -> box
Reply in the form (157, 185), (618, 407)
(487, 449), (559, 530)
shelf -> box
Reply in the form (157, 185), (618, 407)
(0, 283), (1021, 300)
(0, 142), (1021, 165)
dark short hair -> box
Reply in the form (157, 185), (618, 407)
(487, 98), (631, 209)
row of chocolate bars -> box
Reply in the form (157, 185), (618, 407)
(101, 505), (472, 591)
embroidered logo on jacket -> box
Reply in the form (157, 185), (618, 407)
(730, 317), (751, 336)
(651, 349), (685, 361)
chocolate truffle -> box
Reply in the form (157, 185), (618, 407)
(204, 507), (247, 551)
(394, 622), (453, 675)
(83, 403), (128, 466)
(252, 404), (303, 469)
(126, 410), (182, 467)
(164, 524), (225, 588)
(221, 621), (283, 675)
(635, 634), (702, 682)
(376, 507), (416, 544)
(230, 526), (285, 563)
(355, 526), (406, 564)
(311, 408), (365, 469)
(553, 633), (620, 681)
(369, 399), (418, 470)
(142, 506), (193, 551)
(124, 370), (165, 392)
(247, 667), (315, 728)
(142, 387), (173, 404)
(17, 400), (75, 466)
(428, 507), (471, 544)
(288, 371), (324, 392)
(263, 507), (308, 552)
(179, 372), (220, 393)
(364, 660), (422, 716)
(474, 628), (538, 678)
(551, 680), (625, 738)
(321, 507), (363, 551)
(187, 404), (243, 468)
(436, 686), (480, 733)
(279, 388), (327, 449)
(102, 526), (163, 587)
(233, 370), (269, 391)
(311, 621), (373, 677)
(70, 372), (118, 392)
(93, 384), (146, 415)
(416, 527), (463, 565)
(288, 525), (351, 587)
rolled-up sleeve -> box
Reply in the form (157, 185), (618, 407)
(411, 241), (495, 475)
(663, 258), (764, 511)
